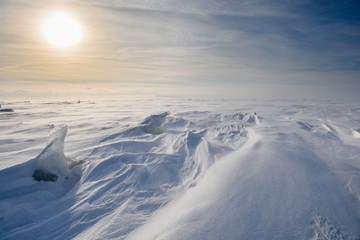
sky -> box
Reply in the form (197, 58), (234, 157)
(0, 0), (360, 99)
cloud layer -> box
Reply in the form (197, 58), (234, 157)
(0, 0), (359, 99)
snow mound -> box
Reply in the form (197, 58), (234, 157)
(243, 112), (260, 125)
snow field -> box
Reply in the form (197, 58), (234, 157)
(0, 99), (359, 239)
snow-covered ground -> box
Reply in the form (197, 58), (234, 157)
(0, 98), (360, 239)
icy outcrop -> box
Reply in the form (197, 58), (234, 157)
(33, 125), (82, 181)
(142, 112), (169, 134)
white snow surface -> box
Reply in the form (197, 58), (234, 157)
(0, 99), (360, 239)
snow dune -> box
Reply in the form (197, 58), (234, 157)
(129, 128), (360, 239)
(0, 99), (360, 239)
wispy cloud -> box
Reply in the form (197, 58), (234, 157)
(1, 0), (359, 99)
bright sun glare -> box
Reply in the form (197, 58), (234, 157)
(42, 12), (82, 48)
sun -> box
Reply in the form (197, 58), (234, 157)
(42, 12), (82, 48)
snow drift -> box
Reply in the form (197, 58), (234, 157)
(129, 129), (360, 239)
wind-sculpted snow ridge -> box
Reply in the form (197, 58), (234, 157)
(128, 117), (360, 240)
(0, 109), (252, 240)
(72, 112), (251, 239)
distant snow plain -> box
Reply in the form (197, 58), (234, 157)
(0, 98), (360, 239)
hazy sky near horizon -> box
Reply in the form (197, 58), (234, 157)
(1, 0), (360, 99)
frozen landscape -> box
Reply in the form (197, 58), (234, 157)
(1, 98), (360, 239)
